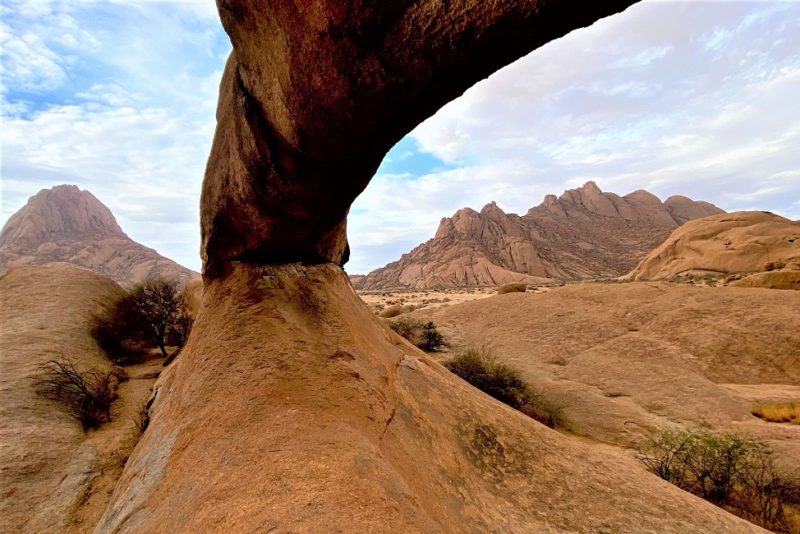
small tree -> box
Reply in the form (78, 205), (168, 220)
(389, 318), (446, 352)
(131, 278), (182, 357)
(93, 277), (189, 360)
(420, 322), (444, 352)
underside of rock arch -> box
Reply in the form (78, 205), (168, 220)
(200, 0), (642, 278)
(98, 2), (764, 532)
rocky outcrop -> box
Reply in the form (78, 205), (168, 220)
(627, 211), (800, 281)
(200, 1), (641, 278)
(0, 264), (124, 532)
(96, 263), (759, 533)
(356, 182), (723, 289)
(0, 185), (197, 287)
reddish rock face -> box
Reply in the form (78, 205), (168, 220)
(355, 182), (724, 289)
(0, 185), (197, 287)
(200, 0), (640, 278)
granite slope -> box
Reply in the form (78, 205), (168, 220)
(96, 264), (761, 533)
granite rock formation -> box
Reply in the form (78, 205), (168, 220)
(94, 1), (762, 531)
(200, 1), (641, 278)
(627, 211), (800, 281)
(356, 182), (723, 289)
(0, 265), (123, 532)
(96, 263), (759, 533)
(0, 185), (197, 287)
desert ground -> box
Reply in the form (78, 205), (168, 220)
(368, 281), (800, 474)
(2, 264), (776, 533)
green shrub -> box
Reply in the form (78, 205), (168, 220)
(389, 318), (446, 352)
(419, 322), (444, 352)
(390, 317), (422, 342)
(638, 427), (800, 531)
(521, 396), (568, 429)
(445, 349), (532, 409)
(444, 348), (566, 428)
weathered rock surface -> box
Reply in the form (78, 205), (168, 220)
(200, 1), (641, 277)
(0, 264), (123, 532)
(0, 185), (197, 287)
(356, 182), (722, 289)
(415, 283), (800, 471)
(98, 1), (764, 531)
(97, 264), (760, 533)
(627, 211), (800, 281)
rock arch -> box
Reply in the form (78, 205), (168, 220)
(93, 2), (757, 532)
(201, 0), (639, 278)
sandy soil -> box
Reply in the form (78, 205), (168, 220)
(357, 285), (554, 314)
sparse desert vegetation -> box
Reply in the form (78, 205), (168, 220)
(638, 427), (800, 532)
(36, 358), (116, 430)
(361, 287), (496, 316)
(93, 276), (192, 362)
(752, 403), (800, 425)
(389, 317), (446, 352)
(444, 348), (566, 428)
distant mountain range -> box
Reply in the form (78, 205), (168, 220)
(353, 181), (724, 289)
(0, 185), (197, 287)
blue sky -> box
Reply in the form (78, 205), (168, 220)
(2, 1), (799, 274)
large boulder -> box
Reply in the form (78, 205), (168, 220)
(627, 211), (800, 281)
(0, 265), (123, 532)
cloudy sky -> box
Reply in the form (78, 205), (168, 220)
(2, 1), (799, 274)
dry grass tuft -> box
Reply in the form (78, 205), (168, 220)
(496, 283), (528, 295)
(379, 304), (405, 318)
(752, 403), (800, 425)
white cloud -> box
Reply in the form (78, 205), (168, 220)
(1, 0), (229, 271)
(348, 0), (800, 273)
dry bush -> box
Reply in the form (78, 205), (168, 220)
(444, 348), (566, 428)
(37, 359), (115, 430)
(752, 403), (800, 425)
(379, 304), (404, 318)
(390, 317), (422, 342)
(638, 427), (800, 532)
(497, 283), (528, 295)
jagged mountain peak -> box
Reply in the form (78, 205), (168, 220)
(355, 184), (725, 289)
